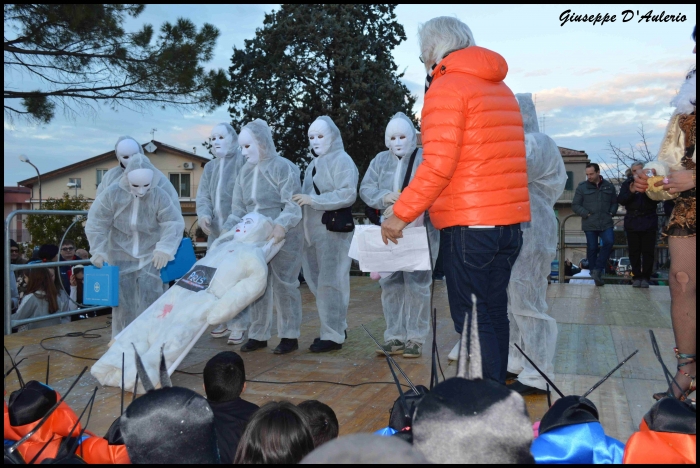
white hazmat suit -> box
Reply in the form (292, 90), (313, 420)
(296, 116), (359, 344)
(222, 119), (303, 342)
(360, 112), (439, 345)
(91, 213), (282, 392)
(96, 136), (180, 209)
(507, 93), (567, 390)
(86, 154), (185, 338)
(196, 123), (246, 246)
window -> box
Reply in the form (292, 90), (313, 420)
(68, 178), (82, 189)
(96, 169), (108, 187)
(169, 173), (191, 198)
(565, 171), (574, 191)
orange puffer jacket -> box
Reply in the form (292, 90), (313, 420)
(393, 46), (530, 229)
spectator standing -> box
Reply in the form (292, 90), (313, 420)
(570, 259), (595, 285)
(381, 16), (530, 384)
(11, 265), (70, 331)
(58, 239), (79, 294)
(572, 163), (618, 286)
(10, 239), (27, 265)
(618, 162), (659, 288)
(203, 351), (260, 465)
(234, 401), (315, 464)
(297, 400), (339, 448)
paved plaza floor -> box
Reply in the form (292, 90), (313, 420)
(4, 278), (683, 442)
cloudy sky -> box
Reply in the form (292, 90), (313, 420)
(4, 4), (696, 185)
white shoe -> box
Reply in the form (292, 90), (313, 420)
(227, 330), (245, 345)
(448, 341), (460, 361)
(210, 324), (229, 339)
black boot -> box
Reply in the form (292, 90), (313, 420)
(507, 380), (547, 396)
(273, 338), (299, 355)
(309, 340), (342, 353)
(313, 330), (347, 344)
(241, 339), (267, 352)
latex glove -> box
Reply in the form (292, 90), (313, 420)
(292, 194), (312, 207)
(199, 216), (212, 236)
(152, 251), (170, 270)
(384, 204), (394, 219)
(91, 255), (104, 269)
(383, 192), (401, 205)
(269, 224), (286, 243)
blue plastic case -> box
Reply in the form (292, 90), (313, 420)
(160, 238), (197, 283)
(83, 263), (120, 307)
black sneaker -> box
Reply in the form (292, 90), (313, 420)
(241, 339), (267, 353)
(313, 330), (347, 344)
(640, 279), (650, 289)
(506, 371), (520, 381)
(591, 269), (605, 287)
(507, 380), (547, 396)
(632, 279), (642, 288)
(309, 340), (342, 353)
(273, 338), (298, 355)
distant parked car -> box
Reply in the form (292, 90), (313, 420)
(616, 257), (631, 276)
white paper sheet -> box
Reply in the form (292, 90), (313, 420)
(350, 225), (431, 272)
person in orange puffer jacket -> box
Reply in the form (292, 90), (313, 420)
(381, 16), (530, 385)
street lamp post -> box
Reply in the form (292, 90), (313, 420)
(19, 155), (42, 209)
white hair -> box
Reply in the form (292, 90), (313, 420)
(418, 16), (476, 69)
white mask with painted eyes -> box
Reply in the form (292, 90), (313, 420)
(386, 119), (413, 158)
(232, 212), (272, 243)
(127, 168), (154, 198)
(308, 119), (332, 156)
(239, 128), (260, 165)
(116, 139), (142, 167)
(210, 124), (234, 158)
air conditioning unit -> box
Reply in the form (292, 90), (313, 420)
(183, 162), (195, 170)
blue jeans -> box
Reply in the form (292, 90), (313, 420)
(441, 225), (523, 384)
(585, 228), (614, 272)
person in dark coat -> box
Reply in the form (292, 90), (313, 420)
(203, 351), (259, 464)
(617, 163), (660, 288)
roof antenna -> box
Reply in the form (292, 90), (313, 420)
(159, 346), (172, 388)
(131, 343), (154, 392)
(582, 349), (638, 399)
(4, 345), (25, 388)
(120, 352), (125, 415)
(8, 366), (88, 455)
(45, 354), (50, 386)
(362, 324), (419, 395)
(514, 343), (565, 398)
(457, 295), (481, 379)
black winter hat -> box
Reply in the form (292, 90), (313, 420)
(38, 244), (59, 262)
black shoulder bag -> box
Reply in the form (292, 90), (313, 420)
(364, 148), (419, 227)
(312, 165), (355, 233)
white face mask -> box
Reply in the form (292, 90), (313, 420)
(308, 119), (332, 156)
(239, 128), (260, 165)
(232, 212), (271, 243)
(116, 139), (142, 168)
(210, 125), (234, 158)
(127, 168), (154, 198)
(386, 119), (413, 158)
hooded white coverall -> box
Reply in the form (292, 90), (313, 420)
(507, 94), (567, 390)
(360, 112), (439, 345)
(222, 119), (303, 341)
(300, 116), (359, 344)
(86, 154), (185, 338)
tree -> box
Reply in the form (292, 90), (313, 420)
(228, 4), (417, 178)
(4, 4), (228, 124)
(24, 193), (90, 249)
(599, 124), (655, 182)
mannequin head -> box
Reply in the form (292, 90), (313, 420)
(385, 118), (414, 157)
(239, 128), (260, 165)
(210, 124), (236, 158)
(127, 168), (154, 198)
(115, 138), (142, 168)
(308, 119), (333, 156)
(233, 212), (273, 243)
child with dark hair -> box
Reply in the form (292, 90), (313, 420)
(297, 400), (339, 448)
(234, 401), (315, 464)
(203, 351), (259, 464)
(11, 266), (70, 330)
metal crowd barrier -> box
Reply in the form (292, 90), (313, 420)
(4, 209), (110, 335)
